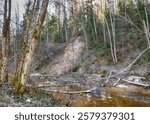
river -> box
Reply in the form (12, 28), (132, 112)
(51, 85), (150, 107)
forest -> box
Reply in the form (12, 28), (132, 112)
(0, 0), (150, 107)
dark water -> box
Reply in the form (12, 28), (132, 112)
(51, 85), (150, 107)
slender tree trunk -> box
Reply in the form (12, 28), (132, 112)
(46, 15), (49, 44)
(55, 0), (61, 36)
(109, 1), (117, 63)
(14, 4), (20, 68)
(16, 0), (49, 93)
(105, 18), (116, 64)
(0, 0), (11, 83)
(63, 0), (68, 42)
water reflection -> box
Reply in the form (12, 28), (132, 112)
(52, 86), (150, 107)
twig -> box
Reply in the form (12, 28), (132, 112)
(36, 83), (74, 88)
(105, 70), (113, 84)
(118, 15), (142, 32)
(113, 78), (121, 86)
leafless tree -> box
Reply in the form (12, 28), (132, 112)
(0, 0), (11, 83)
(13, 0), (49, 93)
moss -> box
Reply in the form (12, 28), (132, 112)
(12, 64), (25, 94)
(12, 74), (18, 86)
(16, 81), (24, 94)
(4, 73), (9, 82)
(32, 28), (38, 40)
(25, 47), (30, 54)
(16, 68), (25, 94)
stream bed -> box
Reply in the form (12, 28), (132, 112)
(51, 85), (150, 107)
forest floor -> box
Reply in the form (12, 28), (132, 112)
(0, 83), (61, 107)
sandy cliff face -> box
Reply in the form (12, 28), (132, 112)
(47, 36), (85, 75)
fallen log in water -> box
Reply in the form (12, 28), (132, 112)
(40, 87), (97, 94)
(121, 76), (150, 87)
(122, 79), (150, 87)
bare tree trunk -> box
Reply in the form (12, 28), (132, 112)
(105, 18), (116, 64)
(16, 0), (49, 93)
(55, 0), (61, 36)
(0, 0), (11, 83)
(109, 1), (117, 63)
(46, 15), (49, 44)
(14, 4), (20, 68)
(63, 0), (68, 42)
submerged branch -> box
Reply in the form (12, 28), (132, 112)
(41, 87), (97, 94)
